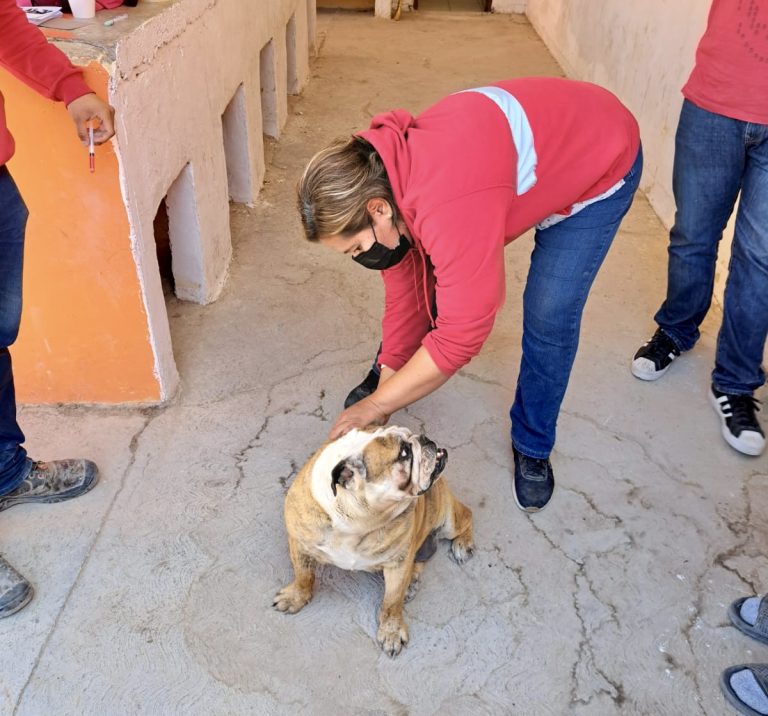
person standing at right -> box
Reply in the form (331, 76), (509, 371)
(631, 0), (767, 457)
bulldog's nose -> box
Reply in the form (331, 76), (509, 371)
(434, 447), (448, 474)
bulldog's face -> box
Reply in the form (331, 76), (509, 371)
(329, 426), (448, 506)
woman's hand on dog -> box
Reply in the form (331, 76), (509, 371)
(329, 396), (390, 440)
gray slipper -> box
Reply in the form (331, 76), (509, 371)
(721, 664), (768, 716)
(729, 596), (768, 646)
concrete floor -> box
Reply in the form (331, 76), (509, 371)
(2, 10), (767, 716)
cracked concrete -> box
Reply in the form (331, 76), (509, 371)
(0, 8), (766, 715)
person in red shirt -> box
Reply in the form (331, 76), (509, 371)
(0, 0), (115, 618)
(627, 2), (768, 714)
(631, 0), (767, 459)
(297, 76), (642, 514)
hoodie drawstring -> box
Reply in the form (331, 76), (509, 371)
(413, 239), (436, 329)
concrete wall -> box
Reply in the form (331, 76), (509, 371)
(523, 0), (708, 228)
(114, 0), (315, 401)
(520, 1), (738, 303)
(491, 0), (526, 13)
(375, 0), (394, 18)
(374, 0), (416, 19)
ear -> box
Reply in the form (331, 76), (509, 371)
(331, 458), (365, 496)
(365, 197), (391, 221)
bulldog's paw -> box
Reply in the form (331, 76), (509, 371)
(449, 535), (475, 565)
(377, 618), (409, 657)
(272, 583), (312, 614)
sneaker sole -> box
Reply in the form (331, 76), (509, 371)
(0, 582), (34, 619)
(708, 390), (766, 457)
(0, 467), (99, 511)
(512, 485), (554, 513)
(631, 357), (672, 382)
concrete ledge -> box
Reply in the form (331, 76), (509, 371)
(2, 0), (316, 404)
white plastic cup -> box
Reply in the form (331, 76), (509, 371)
(69, 0), (95, 19)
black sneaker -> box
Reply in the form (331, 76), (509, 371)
(631, 328), (681, 381)
(512, 446), (555, 512)
(343, 369), (380, 409)
(709, 386), (765, 456)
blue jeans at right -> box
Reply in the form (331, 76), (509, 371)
(0, 166), (32, 495)
(654, 99), (768, 395)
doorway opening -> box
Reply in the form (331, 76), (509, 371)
(154, 196), (173, 296)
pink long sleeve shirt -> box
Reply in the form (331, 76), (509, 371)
(0, 0), (92, 166)
(358, 77), (640, 377)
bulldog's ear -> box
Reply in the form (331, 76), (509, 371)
(331, 458), (364, 496)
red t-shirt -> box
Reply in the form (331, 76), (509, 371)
(0, 0), (92, 166)
(358, 77), (640, 377)
(683, 0), (768, 124)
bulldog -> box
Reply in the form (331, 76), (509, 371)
(273, 425), (474, 656)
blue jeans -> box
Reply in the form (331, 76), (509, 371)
(654, 99), (768, 395)
(510, 147), (643, 458)
(0, 166), (32, 495)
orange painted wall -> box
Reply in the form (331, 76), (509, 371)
(1, 61), (160, 403)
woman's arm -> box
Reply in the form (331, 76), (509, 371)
(328, 347), (448, 439)
(0, 0), (92, 104)
(378, 250), (435, 372)
(328, 190), (509, 439)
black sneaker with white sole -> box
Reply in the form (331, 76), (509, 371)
(709, 386), (765, 456)
(632, 328), (681, 381)
(512, 446), (555, 512)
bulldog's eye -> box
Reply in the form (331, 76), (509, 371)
(399, 443), (412, 461)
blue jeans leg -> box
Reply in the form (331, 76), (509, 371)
(0, 166), (32, 495)
(654, 100), (746, 352)
(510, 147), (643, 458)
(713, 121), (768, 394)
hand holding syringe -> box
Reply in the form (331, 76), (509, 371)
(65, 94), (116, 174)
(88, 122), (95, 173)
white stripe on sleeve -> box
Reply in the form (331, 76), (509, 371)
(458, 86), (538, 196)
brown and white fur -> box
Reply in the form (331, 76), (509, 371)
(273, 426), (474, 656)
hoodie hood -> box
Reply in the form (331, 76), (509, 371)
(358, 109), (416, 224)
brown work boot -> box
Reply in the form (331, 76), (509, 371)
(0, 460), (99, 512)
(0, 554), (33, 619)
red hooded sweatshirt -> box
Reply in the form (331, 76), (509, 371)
(0, 0), (92, 166)
(357, 77), (640, 378)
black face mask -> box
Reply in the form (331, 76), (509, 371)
(353, 227), (411, 271)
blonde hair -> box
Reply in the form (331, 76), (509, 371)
(297, 136), (396, 242)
